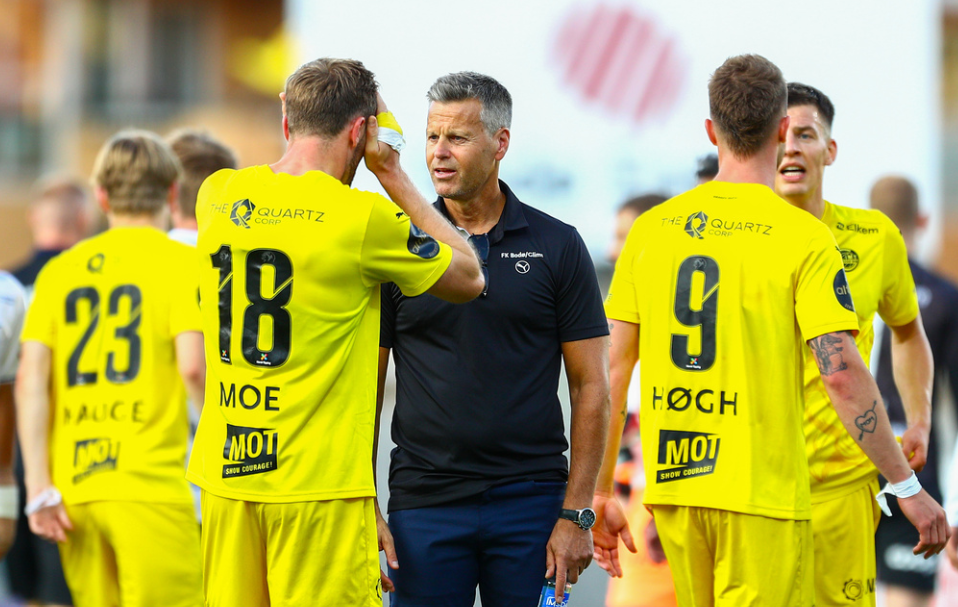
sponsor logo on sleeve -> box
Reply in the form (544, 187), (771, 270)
(656, 429), (720, 483)
(222, 424), (279, 478)
(73, 438), (120, 483)
(833, 269), (855, 312)
(407, 224), (440, 259)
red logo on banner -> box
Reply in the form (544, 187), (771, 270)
(553, 4), (687, 125)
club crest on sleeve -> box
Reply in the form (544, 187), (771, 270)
(407, 224), (439, 259)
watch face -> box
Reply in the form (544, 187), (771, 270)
(579, 508), (596, 530)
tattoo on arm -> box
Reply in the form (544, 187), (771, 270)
(854, 400), (879, 441)
(809, 333), (848, 376)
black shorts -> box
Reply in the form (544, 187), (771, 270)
(874, 497), (938, 593)
(4, 450), (73, 604)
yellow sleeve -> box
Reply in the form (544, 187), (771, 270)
(794, 222), (860, 341)
(170, 246), (203, 336)
(604, 218), (641, 324)
(20, 263), (58, 348)
(359, 195), (452, 297)
(877, 215), (919, 327)
(194, 169), (231, 229)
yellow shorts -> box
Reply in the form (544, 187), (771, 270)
(59, 501), (203, 607)
(653, 505), (814, 607)
(201, 491), (380, 607)
(811, 479), (882, 606)
(606, 494), (677, 607)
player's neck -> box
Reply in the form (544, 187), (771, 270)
(783, 192), (826, 220)
(271, 136), (352, 182)
(442, 176), (505, 235)
(108, 212), (166, 231)
(712, 144), (779, 190)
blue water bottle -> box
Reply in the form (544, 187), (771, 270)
(537, 576), (572, 606)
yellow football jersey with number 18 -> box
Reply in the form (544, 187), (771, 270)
(187, 166), (452, 503)
(804, 201), (918, 503)
(21, 227), (200, 506)
(605, 181), (859, 520)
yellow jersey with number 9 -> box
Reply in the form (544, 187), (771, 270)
(21, 227), (200, 505)
(605, 181), (859, 520)
(804, 201), (918, 502)
(187, 166), (452, 503)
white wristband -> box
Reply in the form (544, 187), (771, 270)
(875, 472), (922, 516)
(377, 127), (406, 153)
(0, 485), (18, 519)
(24, 487), (61, 516)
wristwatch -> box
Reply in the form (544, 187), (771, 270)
(559, 507), (596, 530)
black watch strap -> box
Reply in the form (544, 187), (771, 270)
(559, 507), (595, 530)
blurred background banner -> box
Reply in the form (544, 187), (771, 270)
(0, 0), (957, 272)
(291, 0), (943, 263)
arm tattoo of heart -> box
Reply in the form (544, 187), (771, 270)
(809, 333), (848, 376)
(854, 400), (879, 441)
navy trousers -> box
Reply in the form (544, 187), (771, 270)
(387, 480), (566, 606)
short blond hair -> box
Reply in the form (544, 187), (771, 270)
(92, 130), (182, 215)
(167, 129), (237, 219)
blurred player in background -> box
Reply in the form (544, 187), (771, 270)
(695, 153), (718, 184)
(16, 130), (205, 606)
(7, 176), (92, 607)
(0, 272), (27, 558)
(601, 192), (676, 607)
(775, 83), (937, 607)
(186, 58), (483, 606)
(869, 175), (958, 607)
(595, 54), (948, 607)
(166, 129), (238, 246)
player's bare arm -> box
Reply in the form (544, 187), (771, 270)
(374, 346), (397, 593)
(592, 320), (639, 578)
(175, 331), (206, 413)
(15, 342), (72, 544)
(545, 335), (609, 592)
(809, 330), (949, 557)
(363, 100), (483, 303)
(888, 314), (933, 471)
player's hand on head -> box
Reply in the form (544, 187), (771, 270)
(900, 425), (929, 472)
(591, 493), (636, 577)
(899, 489), (949, 558)
(28, 503), (72, 544)
(375, 504), (397, 592)
(363, 115), (398, 177)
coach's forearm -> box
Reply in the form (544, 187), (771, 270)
(15, 342), (54, 497)
(563, 337), (610, 507)
(811, 332), (913, 483)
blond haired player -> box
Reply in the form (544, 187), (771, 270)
(16, 130), (205, 606)
(775, 83), (937, 607)
(593, 55), (949, 607)
(186, 58), (483, 606)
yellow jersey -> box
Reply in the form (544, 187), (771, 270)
(187, 166), (452, 503)
(805, 201), (918, 502)
(21, 227), (200, 505)
(606, 181), (859, 520)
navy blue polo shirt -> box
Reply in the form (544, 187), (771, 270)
(381, 181), (608, 512)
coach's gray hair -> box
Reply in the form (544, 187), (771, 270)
(427, 72), (512, 134)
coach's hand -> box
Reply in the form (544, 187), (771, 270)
(900, 424), (929, 473)
(28, 502), (72, 544)
(591, 493), (636, 577)
(375, 502), (397, 593)
(546, 518), (593, 592)
(899, 489), (950, 558)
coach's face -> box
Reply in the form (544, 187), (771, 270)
(426, 99), (508, 202)
(776, 104), (836, 202)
